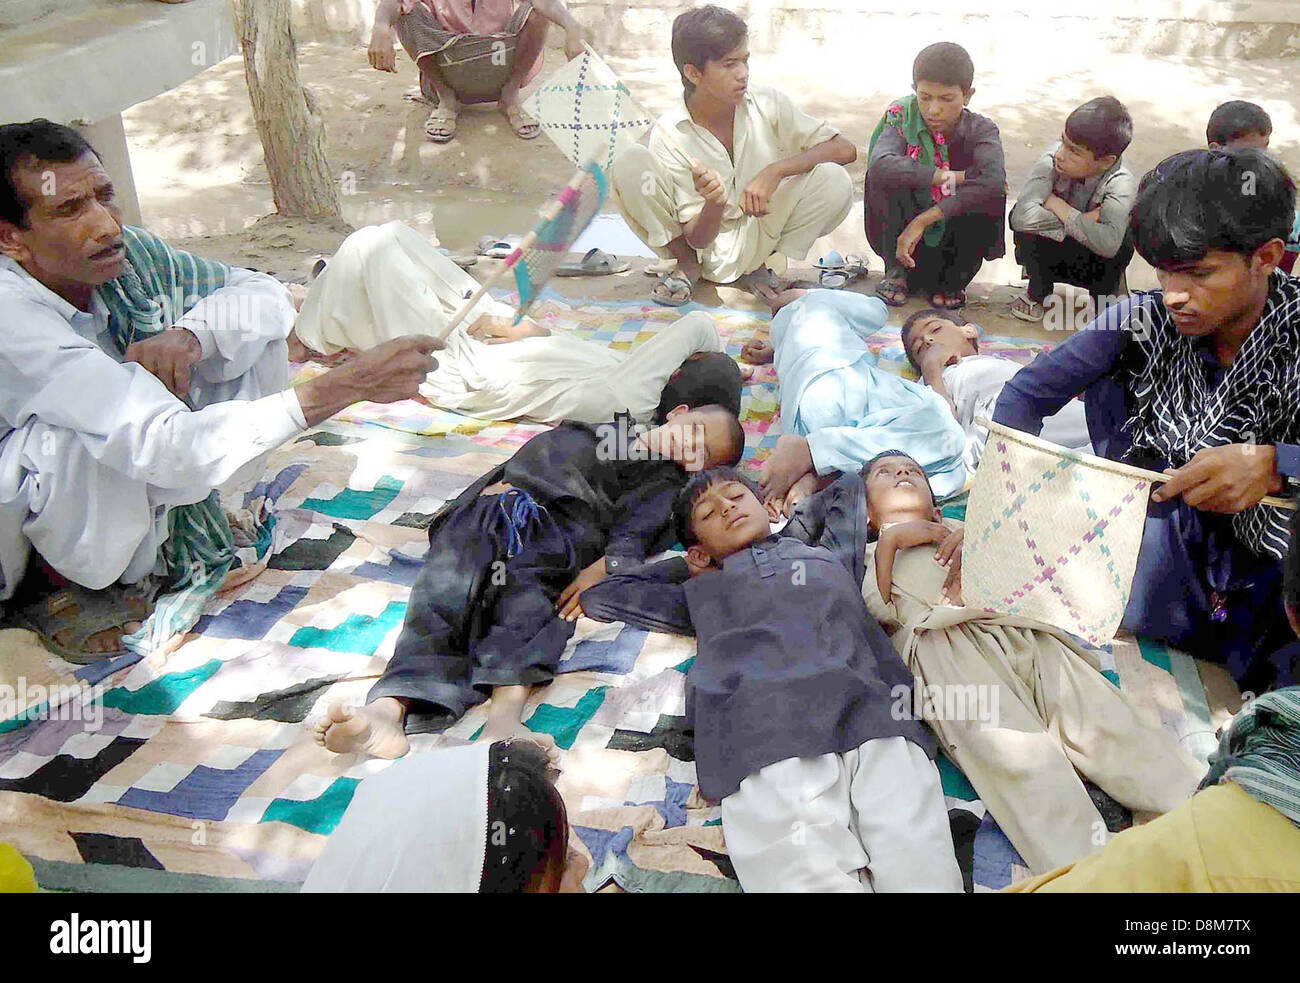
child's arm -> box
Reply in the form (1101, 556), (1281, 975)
(867, 124), (940, 190)
(579, 557), (696, 636)
(874, 521), (963, 605)
(1058, 170), (1138, 259)
(936, 119), (1006, 218)
(1008, 152), (1066, 240)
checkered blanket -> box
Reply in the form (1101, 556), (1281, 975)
(0, 294), (1213, 892)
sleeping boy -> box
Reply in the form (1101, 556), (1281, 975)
(803, 450), (1203, 874)
(580, 467), (963, 893)
(900, 307), (1091, 470)
(313, 397), (746, 760)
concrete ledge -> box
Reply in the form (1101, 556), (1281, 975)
(0, 0), (239, 125)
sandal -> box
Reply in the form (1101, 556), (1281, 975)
(651, 271), (694, 307)
(501, 103), (540, 140)
(555, 248), (631, 277)
(425, 102), (458, 143)
(14, 579), (160, 665)
(1010, 293), (1045, 322)
(735, 265), (783, 300)
(931, 289), (966, 311)
(875, 269), (909, 307)
(476, 234), (521, 259)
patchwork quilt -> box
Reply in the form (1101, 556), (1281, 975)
(0, 291), (1214, 893)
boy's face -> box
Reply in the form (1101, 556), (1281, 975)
(905, 314), (978, 369)
(864, 456), (938, 527)
(913, 79), (969, 136)
(686, 478), (771, 562)
(686, 40), (749, 106)
(1054, 132), (1114, 181)
(640, 406), (736, 473)
(1156, 245), (1284, 339)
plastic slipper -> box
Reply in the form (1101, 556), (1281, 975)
(425, 104), (458, 143)
(651, 271), (694, 307)
(501, 104), (540, 140)
(555, 248), (631, 277)
(475, 235), (521, 259)
(14, 579), (160, 665)
(439, 247), (478, 269)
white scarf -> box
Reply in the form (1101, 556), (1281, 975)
(302, 743), (490, 893)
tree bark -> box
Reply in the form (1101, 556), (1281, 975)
(231, 0), (342, 219)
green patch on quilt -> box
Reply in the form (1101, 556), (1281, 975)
(938, 755), (978, 801)
(526, 686), (609, 750)
(289, 601), (407, 654)
(300, 475), (403, 520)
(1137, 636), (1172, 673)
(261, 777), (361, 835)
(102, 659), (222, 715)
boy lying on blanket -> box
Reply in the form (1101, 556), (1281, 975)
(312, 393), (745, 760)
(581, 466), (963, 893)
(900, 307), (1092, 471)
(841, 450), (1200, 874)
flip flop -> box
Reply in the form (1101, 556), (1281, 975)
(476, 235), (521, 259)
(1010, 293), (1044, 322)
(555, 248), (631, 277)
(425, 104), (458, 143)
(931, 289), (967, 311)
(651, 271), (694, 307)
(14, 579), (160, 665)
(501, 104), (540, 140)
(876, 270), (909, 307)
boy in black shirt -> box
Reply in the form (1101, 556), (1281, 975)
(581, 468), (962, 892)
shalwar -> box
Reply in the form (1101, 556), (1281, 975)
(293, 222), (725, 424)
(609, 86), (852, 284)
(862, 527), (1204, 874)
(772, 290), (967, 498)
(720, 737), (962, 893)
(0, 251), (299, 600)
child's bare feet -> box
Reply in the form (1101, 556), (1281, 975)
(759, 433), (814, 504)
(311, 699), (410, 758)
(286, 327), (316, 363)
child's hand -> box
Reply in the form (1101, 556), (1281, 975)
(558, 556), (608, 621)
(936, 527), (964, 605)
(874, 521), (950, 603)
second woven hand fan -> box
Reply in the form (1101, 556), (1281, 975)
(962, 420), (1155, 646)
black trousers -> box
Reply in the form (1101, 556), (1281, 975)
(868, 192), (1001, 294)
(1014, 229), (1135, 305)
(369, 493), (598, 728)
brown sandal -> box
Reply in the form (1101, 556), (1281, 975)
(500, 104), (539, 140)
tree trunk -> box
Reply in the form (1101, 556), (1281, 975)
(231, 0), (342, 219)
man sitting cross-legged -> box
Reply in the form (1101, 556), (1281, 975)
(0, 120), (440, 661)
(609, 5), (856, 307)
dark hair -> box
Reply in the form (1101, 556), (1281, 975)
(1286, 506), (1299, 618)
(900, 307), (970, 370)
(673, 466), (760, 547)
(671, 5), (747, 98)
(1065, 96), (1133, 159)
(479, 740), (569, 893)
(655, 350), (744, 422)
(687, 403), (746, 468)
(1206, 101), (1272, 147)
(861, 448), (936, 500)
(1131, 148), (1297, 269)
(0, 119), (99, 228)
(912, 42), (974, 93)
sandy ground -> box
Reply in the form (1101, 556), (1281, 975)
(123, 38), (1300, 338)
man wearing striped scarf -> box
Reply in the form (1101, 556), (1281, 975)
(994, 148), (1300, 692)
(0, 120), (440, 661)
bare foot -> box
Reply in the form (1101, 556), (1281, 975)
(286, 327), (316, 363)
(311, 699), (410, 758)
(759, 433), (814, 504)
(478, 717), (560, 765)
(765, 287), (808, 315)
(782, 471), (821, 516)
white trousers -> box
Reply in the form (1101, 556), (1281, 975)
(720, 736), (964, 893)
(294, 221), (725, 424)
(0, 349), (287, 601)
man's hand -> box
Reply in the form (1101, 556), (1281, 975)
(563, 27), (586, 60)
(368, 24), (398, 72)
(741, 164), (783, 217)
(1043, 194), (1074, 223)
(297, 335), (442, 427)
(1152, 444), (1284, 514)
(896, 216), (929, 269)
(125, 329), (202, 401)
(558, 556), (608, 621)
(691, 160), (728, 208)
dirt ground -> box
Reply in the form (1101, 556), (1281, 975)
(123, 38), (1300, 339)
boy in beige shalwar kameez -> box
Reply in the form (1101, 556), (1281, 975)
(851, 451), (1204, 874)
